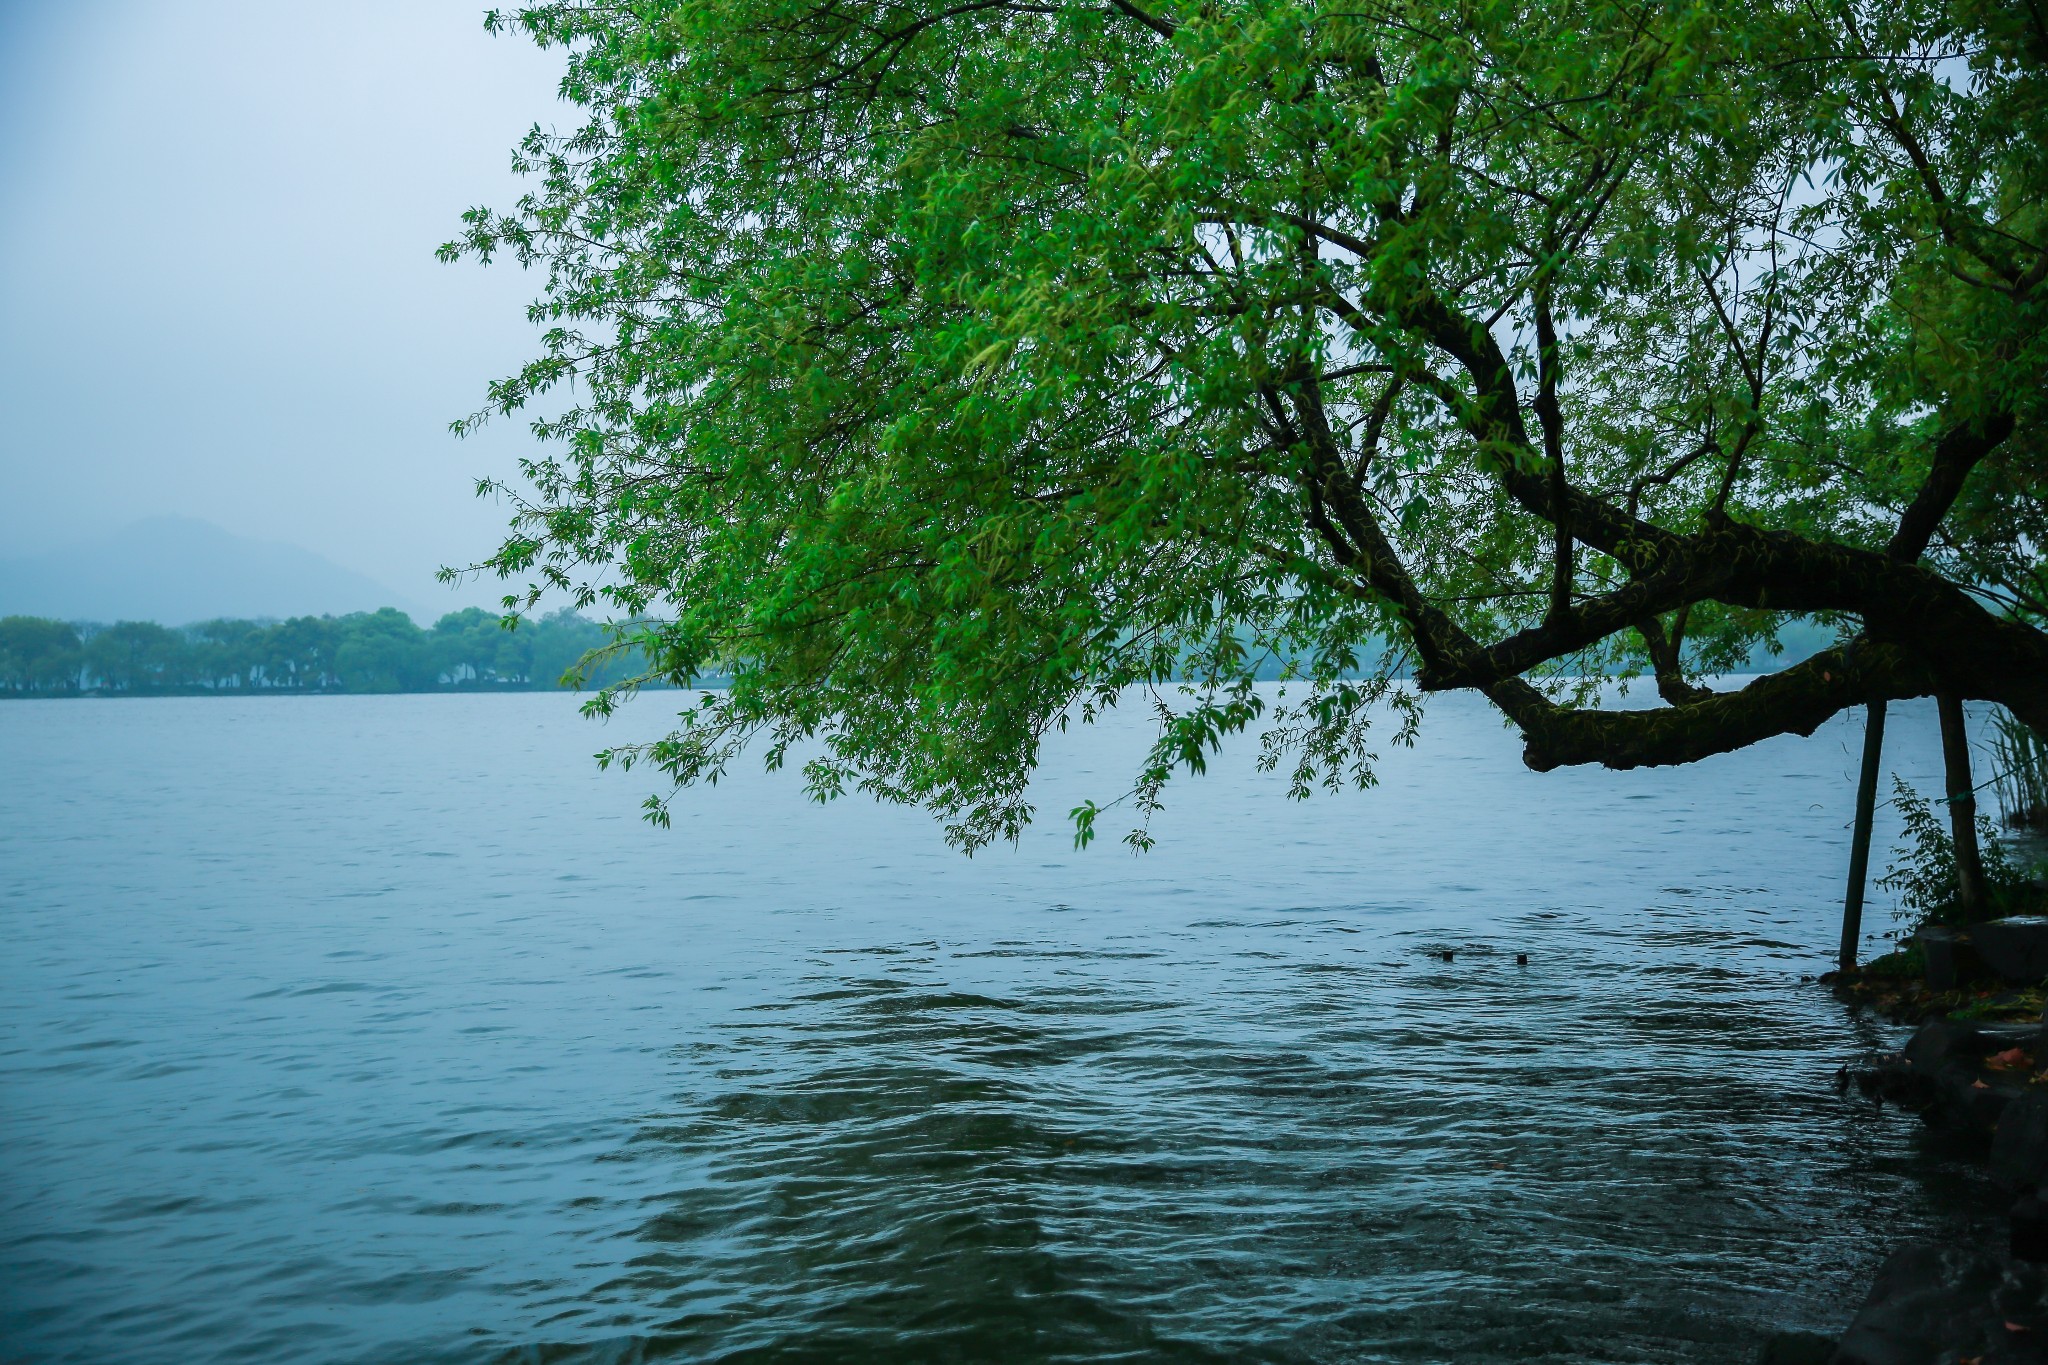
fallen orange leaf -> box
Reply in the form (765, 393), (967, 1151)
(1989, 1047), (2032, 1069)
(1973, 1080), (1991, 1089)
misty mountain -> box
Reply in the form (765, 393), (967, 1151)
(0, 518), (436, 625)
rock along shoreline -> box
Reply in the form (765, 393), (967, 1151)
(1758, 917), (2048, 1365)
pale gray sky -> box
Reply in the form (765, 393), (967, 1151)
(0, 1), (566, 605)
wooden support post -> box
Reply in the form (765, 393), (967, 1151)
(1840, 701), (1887, 974)
(1938, 694), (1987, 922)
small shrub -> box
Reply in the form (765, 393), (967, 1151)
(1858, 943), (1925, 978)
(1878, 779), (2028, 933)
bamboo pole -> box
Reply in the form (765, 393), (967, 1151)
(1938, 694), (1987, 921)
(1840, 701), (1887, 974)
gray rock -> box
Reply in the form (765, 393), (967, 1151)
(1881, 1018), (2034, 1136)
(1975, 918), (2048, 986)
(1834, 1242), (2048, 1365)
(2015, 1193), (2048, 1264)
(1902, 1017), (1981, 1072)
(1998, 1093), (2048, 1193)
(1918, 926), (1962, 991)
(1755, 1330), (1835, 1364)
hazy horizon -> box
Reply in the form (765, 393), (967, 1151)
(0, 2), (566, 609)
(0, 514), (449, 624)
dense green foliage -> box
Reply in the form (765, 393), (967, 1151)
(450, 0), (2046, 847)
(0, 609), (644, 696)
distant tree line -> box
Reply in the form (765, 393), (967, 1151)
(1, 604), (1829, 699)
(0, 608), (655, 696)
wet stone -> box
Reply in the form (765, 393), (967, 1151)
(1869, 1018), (2034, 1139)
(1833, 1243), (2048, 1365)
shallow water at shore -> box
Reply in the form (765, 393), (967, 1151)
(0, 689), (2005, 1362)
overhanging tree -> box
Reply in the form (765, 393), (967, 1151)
(447, 0), (2046, 848)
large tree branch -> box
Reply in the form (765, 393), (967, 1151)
(1274, 379), (1500, 691)
(1106, 0), (1176, 39)
(1508, 642), (1940, 771)
(1420, 514), (2048, 708)
(1886, 411), (2016, 561)
(1284, 253), (2048, 768)
(1636, 615), (1716, 707)
(1388, 296), (2043, 713)
(1398, 293), (1684, 570)
(1297, 410), (2048, 767)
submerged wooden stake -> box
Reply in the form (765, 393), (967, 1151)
(1938, 694), (1987, 922)
(1840, 701), (1887, 974)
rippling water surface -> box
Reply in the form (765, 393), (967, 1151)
(0, 690), (1999, 1363)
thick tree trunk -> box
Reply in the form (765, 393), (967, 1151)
(1937, 694), (1988, 922)
(1841, 701), (1887, 973)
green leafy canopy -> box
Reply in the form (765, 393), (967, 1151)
(444, 0), (2047, 849)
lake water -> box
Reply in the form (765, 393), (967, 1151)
(0, 689), (2004, 1363)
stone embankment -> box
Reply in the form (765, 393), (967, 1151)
(1767, 916), (2048, 1365)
